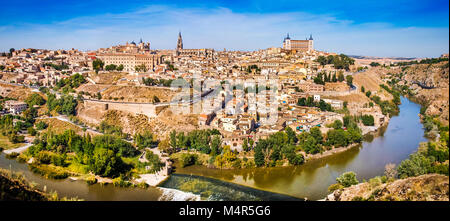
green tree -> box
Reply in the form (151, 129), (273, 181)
(210, 135), (222, 156)
(285, 127), (298, 144)
(89, 148), (123, 177)
(92, 59), (104, 73)
(316, 56), (328, 66)
(361, 115), (374, 126)
(397, 153), (433, 178)
(303, 136), (320, 154)
(170, 130), (177, 150)
(310, 127), (323, 144)
(242, 138), (249, 152)
(346, 75), (353, 86)
(370, 62), (381, 67)
(25, 93), (46, 106)
(105, 64), (117, 71)
(332, 120), (343, 129)
(337, 72), (345, 82)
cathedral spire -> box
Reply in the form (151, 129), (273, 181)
(177, 31), (183, 51)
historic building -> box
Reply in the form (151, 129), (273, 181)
(175, 32), (214, 58)
(97, 53), (162, 72)
(282, 33), (314, 52)
(99, 39), (151, 54)
(96, 38), (162, 72)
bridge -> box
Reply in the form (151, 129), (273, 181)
(411, 81), (434, 89)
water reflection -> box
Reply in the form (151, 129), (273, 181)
(175, 97), (427, 200)
(0, 97), (426, 201)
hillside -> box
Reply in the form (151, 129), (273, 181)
(0, 168), (48, 201)
(326, 174), (449, 201)
(383, 61), (449, 125)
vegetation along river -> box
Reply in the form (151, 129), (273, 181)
(0, 97), (427, 200)
(172, 96), (428, 200)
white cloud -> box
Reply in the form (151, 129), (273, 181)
(0, 5), (448, 57)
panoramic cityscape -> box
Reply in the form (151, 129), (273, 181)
(0, 0), (449, 203)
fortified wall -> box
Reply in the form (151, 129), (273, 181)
(83, 99), (165, 118)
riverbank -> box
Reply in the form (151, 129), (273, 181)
(172, 96), (429, 200)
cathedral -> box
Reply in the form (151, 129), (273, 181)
(175, 32), (214, 58)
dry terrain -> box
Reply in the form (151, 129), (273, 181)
(100, 85), (178, 103)
(326, 174), (449, 201)
(89, 72), (128, 85)
(0, 83), (34, 101)
(375, 62), (449, 125)
(77, 103), (199, 138)
(75, 84), (110, 95)
(36, 118), (82, 134)
(353, 69), (393, 101)
(102, 108), (198, 138)
(324, 82), (349, 92)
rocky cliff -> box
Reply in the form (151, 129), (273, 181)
(326, 174), (449, 201)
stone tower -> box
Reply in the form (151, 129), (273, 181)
(177, 32), (183, 51)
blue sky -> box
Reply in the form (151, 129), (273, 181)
(0, 0), (448, 57)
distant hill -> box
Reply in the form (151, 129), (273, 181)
(348, 55), (417, 60)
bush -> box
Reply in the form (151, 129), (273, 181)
(27, 127), (37, 136)
(328, 183), (343, 193)
(28, 163), (69, 179)
(180, 153), (199, 168)
(397, 152), (432, 178)
(112, 176), (131, 187)
(86, 176), (97, 185)
(361, 115), (375, 126)
(137, 181), (149, 189)
(336, 171), (359, 187)
(36, 151), (52, 164)
(290, 154), (305, 165)
(5, 152), (20, 159)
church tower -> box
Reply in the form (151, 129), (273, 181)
(177, 32), (183, 51)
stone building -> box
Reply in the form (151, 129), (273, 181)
(175, 32), (214, 58)
(282, 33), (314, 51)
(97, 53), (162, 72)
(4, 100), (27, 114)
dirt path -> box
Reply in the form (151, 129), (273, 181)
(3, 143), (33, 154)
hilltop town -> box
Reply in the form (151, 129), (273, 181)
(0, 33), (448, 192)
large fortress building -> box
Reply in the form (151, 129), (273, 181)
(282, 33), (314, 52)
(96, 39), (161, 72)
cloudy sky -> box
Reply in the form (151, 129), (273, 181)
(0, 0), (448, 57)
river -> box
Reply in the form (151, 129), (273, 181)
(170, 96), (428, 200)
(0, 97), (427, 200)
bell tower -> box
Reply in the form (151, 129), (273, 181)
(177, 32), (183, 51)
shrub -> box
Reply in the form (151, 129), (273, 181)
(137, 181), (149, 189)
(368, 177), (382, 188)
(328, 183), (343, 193)
(112, 176), (131, 187)
(336, 171), (359, 187)
(290, 154), (305, 165)
(5, 152), (20, 159)
(361, 115), (375, 126)
(28, 163), (69, 179)
(86, 176), (97, 185)
(180, 153), (199, 168)
(397, 152), (432, 178)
